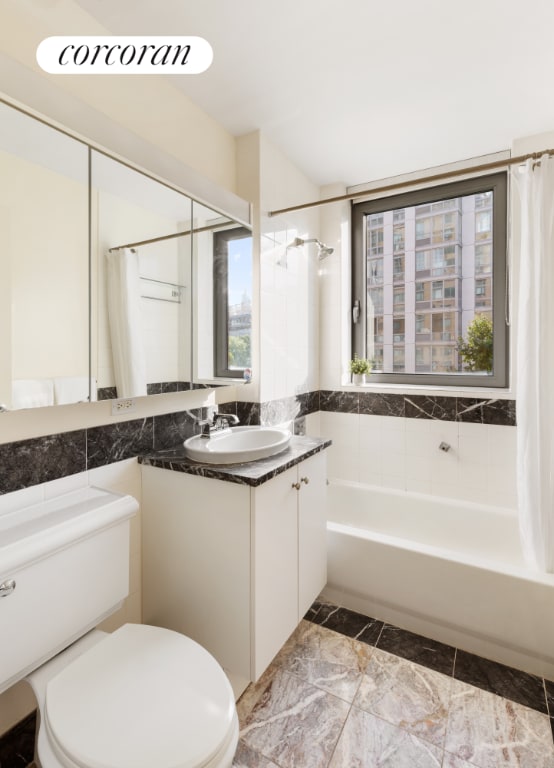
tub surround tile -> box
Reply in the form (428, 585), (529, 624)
(405, 396), (458, 422)
(320, 390), (359, 413)
(445, 680), (554, 768)
(310, 602), (384, 644)
(0, 430), (86, 495)
(359, 392), (406, 417)
(354, 647), (452, 748)
(238, 667), (350, 768)
(329, 706), (443, 768)
(456, 397), (516, 426)
(453, 649), (548, 714)
(376, 625), (456, 677)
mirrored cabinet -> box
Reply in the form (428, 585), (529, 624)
(0, 102), (89, 410)
(0, 99), (252, 410)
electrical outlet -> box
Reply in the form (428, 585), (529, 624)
(111, 398), (137, 416)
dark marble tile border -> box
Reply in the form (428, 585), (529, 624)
(0, 711), (36, 768)
(307, 600), (552, 718)
(0, 409), (204, 495)
(320, 390), (516, 426)
(0, 430), (87, 495)
(0, 388), (514, 496)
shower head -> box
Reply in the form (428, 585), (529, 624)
(317, 244), (334, 259)
(288, 237), (334, 259)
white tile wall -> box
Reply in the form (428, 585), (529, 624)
(317, 411), (517, 509)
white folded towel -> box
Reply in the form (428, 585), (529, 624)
(54, 377), (96, 405)
(12, 379), (54, 409)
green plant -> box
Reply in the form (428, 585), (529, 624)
(457, 315), (493, 372)
(349, 354), (371, 375)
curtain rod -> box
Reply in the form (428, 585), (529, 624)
(267, 149), (554, 217)
(108, 221), (234, 252)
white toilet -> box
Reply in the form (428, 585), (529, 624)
(0, 486), (239, 768)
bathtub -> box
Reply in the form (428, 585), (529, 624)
(325, 481), (554, 678)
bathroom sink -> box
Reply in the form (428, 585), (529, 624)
(183, 426), (292, 464)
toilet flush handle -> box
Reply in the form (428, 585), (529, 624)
(0, 579), (16, 597)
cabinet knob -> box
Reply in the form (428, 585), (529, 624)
(300, 476), (310, 485)
(292, 481), (301, 491)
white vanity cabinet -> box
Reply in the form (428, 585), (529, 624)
(141, 449), (327, 691)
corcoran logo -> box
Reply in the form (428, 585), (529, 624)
(36, 36), (213, 74)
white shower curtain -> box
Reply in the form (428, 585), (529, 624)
(106, 248), (147, 399)
(515, 155), (554, 572)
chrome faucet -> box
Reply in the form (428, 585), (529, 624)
(199, 411), (239, 438)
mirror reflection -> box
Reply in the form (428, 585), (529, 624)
(0, 100), (253, 409)
(0, 102), (89, 410)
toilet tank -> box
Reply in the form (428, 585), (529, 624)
(0, 486), (138, 694)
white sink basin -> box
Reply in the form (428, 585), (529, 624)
(183, 426), (292, 465)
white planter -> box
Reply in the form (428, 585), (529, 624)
(352, 373), (366, 385)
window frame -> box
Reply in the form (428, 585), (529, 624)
(351, 172), (508, 388)
(213, 225), (252, 379)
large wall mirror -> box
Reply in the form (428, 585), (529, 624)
(0, 100), (252, 410)
(0, 102), (89, 410)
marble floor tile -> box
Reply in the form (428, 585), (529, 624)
(309, 601), (384, 644)
(354, 647), (452, 748)
(328, 706), (443, 768)
(274, 619), (373, 702)
(376, 624), (456, 676)
(239, 667), (350, 768)
(232, 740), (280, 767)
(454, 649), (548, 714)
(445, 679), (554, 768)
(442, 755), (484, 768)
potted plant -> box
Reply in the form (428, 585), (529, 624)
(349, 354), (371, 385)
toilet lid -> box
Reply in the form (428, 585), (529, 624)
(45, 624), (236, 768)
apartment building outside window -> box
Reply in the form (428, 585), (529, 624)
(352, 172), (508, 387)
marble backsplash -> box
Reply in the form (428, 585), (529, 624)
(0, 392), (515, 496)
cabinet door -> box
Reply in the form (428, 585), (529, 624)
(141, 466), (251, 680)
(298, 451), (328, 619)
(251, 465), (298, 680)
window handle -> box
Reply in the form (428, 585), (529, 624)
(352, 299), (361, 324)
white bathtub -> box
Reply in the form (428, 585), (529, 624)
(325, 481), (554, 679)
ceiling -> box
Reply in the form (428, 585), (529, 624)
(75, 0), (554, 188)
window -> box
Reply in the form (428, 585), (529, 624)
(213, 226), (253, 378)
(352, 172), (508, 387)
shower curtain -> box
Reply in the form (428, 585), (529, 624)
(515, 154), (554, 572)
(106, 248), (147, 398)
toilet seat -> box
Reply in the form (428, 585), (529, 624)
(43, 624), (237, 768)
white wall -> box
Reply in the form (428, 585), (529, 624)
(0, 1), (237, 195)
(258, 133), (321, 402)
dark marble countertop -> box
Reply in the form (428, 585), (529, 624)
(138, 435), (331, 487)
